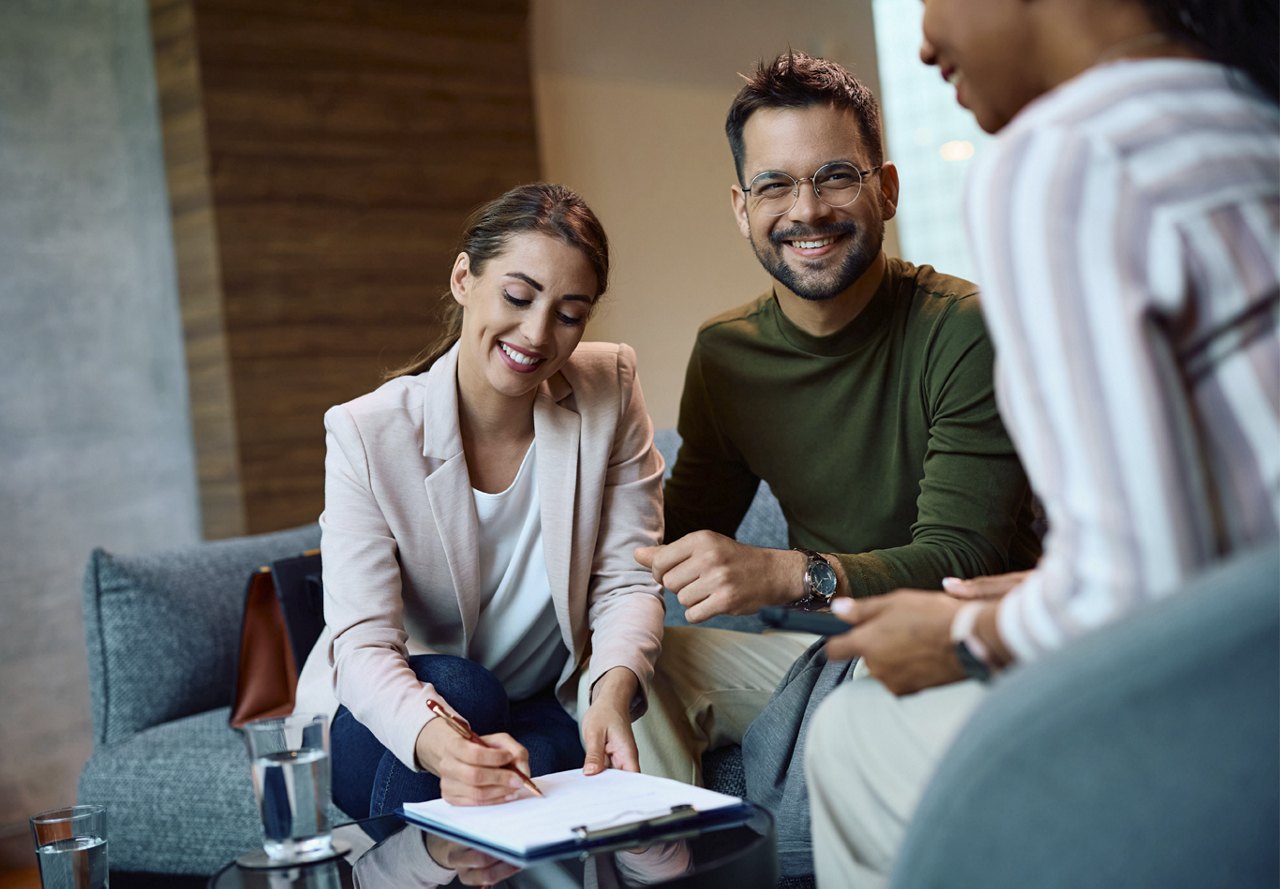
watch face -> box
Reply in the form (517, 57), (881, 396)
(810, 558), (837, 598)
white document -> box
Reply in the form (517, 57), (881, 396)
(400, 768), (744, 857)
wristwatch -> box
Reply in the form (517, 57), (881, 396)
(951, 601), (995, 682)
(793, 548), (837, 611)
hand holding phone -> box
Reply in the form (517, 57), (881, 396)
(759, 606), (852, 635)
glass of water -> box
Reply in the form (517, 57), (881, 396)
(242, 713), (333, 864)
(29, 804), (108, 889)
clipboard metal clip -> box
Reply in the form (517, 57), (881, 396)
(570, 804), (698, 842)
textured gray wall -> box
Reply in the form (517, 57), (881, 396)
(0, 0), (200, 862)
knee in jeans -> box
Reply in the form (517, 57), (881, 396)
(406, 654), (509, 734)
(371, 751), (442, 816)
(522, 736), (557, 776)
(522, 733), (583, 777)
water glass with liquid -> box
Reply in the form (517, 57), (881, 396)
(242, 713), (333, 863)
(29, 804), (108, 889)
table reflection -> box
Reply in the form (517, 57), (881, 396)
(352, 821), (693, 889)
(214, 808), (772, 889)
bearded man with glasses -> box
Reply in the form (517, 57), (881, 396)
(631, 51), (1042, 878)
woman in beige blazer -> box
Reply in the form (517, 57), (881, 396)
(293, 183), (665, 820)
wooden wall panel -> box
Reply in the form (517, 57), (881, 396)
(152, 0), (541, 535)
(151, 0), (246, 538)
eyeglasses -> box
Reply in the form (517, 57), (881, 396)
(743, 161), (882, 216)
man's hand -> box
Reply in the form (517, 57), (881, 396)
(942, 569), (1033, 600)
(635, 531), (807, 622)
(825, 590), (967, 695)
(581, 666), (641, 775)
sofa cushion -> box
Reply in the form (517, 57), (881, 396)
(83, 524), (321, 747)
(78, 706), (344, 874)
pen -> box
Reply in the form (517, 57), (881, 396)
(425, 699), (545, 798)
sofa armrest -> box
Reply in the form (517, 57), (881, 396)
(82, 523), (321, 748)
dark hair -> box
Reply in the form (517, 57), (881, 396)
(725, 51), (884, 185)
(1141, 0), (1278, 102)
(387, 182), (610, 379)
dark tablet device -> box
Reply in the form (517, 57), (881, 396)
(759, 606), (851, 635)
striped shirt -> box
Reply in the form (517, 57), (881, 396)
(964, 59), (1280, 662)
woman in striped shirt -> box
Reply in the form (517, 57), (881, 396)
(805, 1), (1279, 885)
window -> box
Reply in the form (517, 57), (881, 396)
(873, 0), (990, 283)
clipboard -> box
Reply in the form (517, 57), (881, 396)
(397, 768), (755, 864)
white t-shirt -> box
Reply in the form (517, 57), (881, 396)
(468, 442), (569, 700)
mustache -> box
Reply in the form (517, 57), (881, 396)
(768, 221), (856, 246)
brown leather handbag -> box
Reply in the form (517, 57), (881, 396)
(229, 550), (324, 728)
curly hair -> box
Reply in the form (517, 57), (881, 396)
(1141, 0), (1278, 102)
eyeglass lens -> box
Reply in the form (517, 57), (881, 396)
(749, 162), (865, 216)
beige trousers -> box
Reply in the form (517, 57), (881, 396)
(628, 625), (818, 784)
(804, 660), (988, 888)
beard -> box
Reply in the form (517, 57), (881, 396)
(750, 220), (884, 302)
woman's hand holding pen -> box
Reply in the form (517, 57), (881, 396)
(581, 666), (641, 775)
(413, 708), (534, 806)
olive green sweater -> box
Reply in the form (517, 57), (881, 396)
(666, 257), (1041, 597)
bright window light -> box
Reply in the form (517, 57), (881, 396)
(872, 0), (990, 283)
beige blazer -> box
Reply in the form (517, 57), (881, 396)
(294, 341), (666, 770)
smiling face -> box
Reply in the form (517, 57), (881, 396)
(919, 0), (1044, 134)
(451, 232), (598, 410)
(730, 104), (898, 303)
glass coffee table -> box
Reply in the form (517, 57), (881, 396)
(209, 804), (775, 888)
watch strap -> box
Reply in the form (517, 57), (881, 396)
(951, 601), (995, 682)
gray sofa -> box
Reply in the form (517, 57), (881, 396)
(79, 521), (328, 874)
(77, 429), (787, 875)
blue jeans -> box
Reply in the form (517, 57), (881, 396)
(330, 654), (584, 819)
